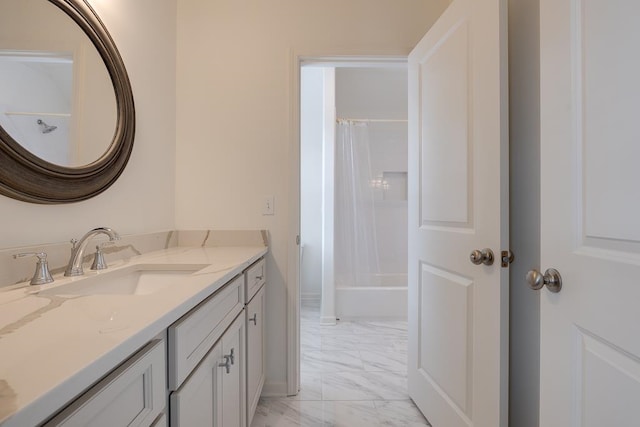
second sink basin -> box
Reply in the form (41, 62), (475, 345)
(39, 264), (209, 296)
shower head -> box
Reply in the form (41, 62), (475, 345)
(37, 119), (57, 134)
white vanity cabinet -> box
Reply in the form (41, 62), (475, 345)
(1, 245), (269, 427)
(244, 258), (266, 426)
(44, 339), (167, 427)
(39, 256), (266, 427)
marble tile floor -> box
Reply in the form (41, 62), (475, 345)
(251, 301), (430, 427)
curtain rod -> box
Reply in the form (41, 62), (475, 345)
(336, 118), (408, 123)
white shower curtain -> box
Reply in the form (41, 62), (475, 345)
(334, 120), (380, 288)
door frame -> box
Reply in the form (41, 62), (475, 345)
(287, 51), (408, 396)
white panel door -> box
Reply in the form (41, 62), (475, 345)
(407, 0), (509, 426)
(539, 1), (640, 425)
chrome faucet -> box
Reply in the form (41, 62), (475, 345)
(64, 227), (120, 277)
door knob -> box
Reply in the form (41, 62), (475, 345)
(526, 268), (562, 293)
(470, 248), (494, 266)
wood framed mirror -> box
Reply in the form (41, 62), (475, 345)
(0, 0), (135, 204)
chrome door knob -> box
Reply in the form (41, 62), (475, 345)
(526, 268), (562, 293)
(470, 248), (494, 266)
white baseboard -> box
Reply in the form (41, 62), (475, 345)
(261, 381), (289, 397)
(319, 315), (337, 325)
(300, 293), (320, 303)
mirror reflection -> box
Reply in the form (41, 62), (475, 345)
(0, 0), (117, 168)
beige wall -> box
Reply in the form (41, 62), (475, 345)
(0, 0), (177, 248)
(175, 0), (451, 391)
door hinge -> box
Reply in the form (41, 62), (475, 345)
(501, 250), (514, 268)
(296, 235), (300, 245)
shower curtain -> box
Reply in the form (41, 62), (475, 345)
(334, 120), (380, 288)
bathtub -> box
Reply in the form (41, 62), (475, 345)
(335, 273), (407, 320)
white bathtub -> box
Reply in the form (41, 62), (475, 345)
(335, 273), (407, 320)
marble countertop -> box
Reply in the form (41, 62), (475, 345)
(0, 245), (267, 427)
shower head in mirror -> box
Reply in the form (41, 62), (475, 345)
(37, 119), (57, 134)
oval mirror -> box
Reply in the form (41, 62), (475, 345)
(0, 0), (135, 204)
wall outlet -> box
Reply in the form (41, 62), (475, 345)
(262, 196), (275, 215)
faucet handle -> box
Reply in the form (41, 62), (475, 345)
(90, 242), (113, 271)
(13, 252), (54, 286)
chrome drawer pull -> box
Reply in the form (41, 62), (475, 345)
(218, 355), (231, 374)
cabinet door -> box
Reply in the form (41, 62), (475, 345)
(221, 313), (246, 427)
(246, 285), (265, 426)
(170, 312), (246, 427)
(170, 341), (222, 427)
(168, 275), (244, 390)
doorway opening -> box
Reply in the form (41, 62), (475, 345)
(288, 59), (428, 423)
(300, 62), (409, 324)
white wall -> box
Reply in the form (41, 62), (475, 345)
(300, 67), (324, 301)
(336, 67), (408, 120)
(0, 0), (177, 249)
(175, 0), (451, 393)
(508, 0), (540, 425)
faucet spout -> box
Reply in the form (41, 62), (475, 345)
(64, 227), (120, 277)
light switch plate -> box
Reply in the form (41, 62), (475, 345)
(263, 196), (274, 215)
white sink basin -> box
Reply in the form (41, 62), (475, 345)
(39, 264), (208, 296)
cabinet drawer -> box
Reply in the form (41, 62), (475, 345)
(245, 258), (265, 303)
(44, 340), (166, 427)
(168, 275), (244, 389)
